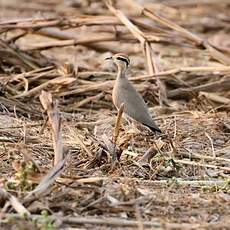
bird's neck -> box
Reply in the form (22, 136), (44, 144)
(117, 67), (127, 78)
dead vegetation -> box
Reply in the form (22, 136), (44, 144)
(0, 0), (230, 229)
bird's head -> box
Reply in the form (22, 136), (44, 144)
(105, 53), (130, 73)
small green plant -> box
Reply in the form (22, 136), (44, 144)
(5, 161), (38, 192)
(167, 177), (180, 187)
(165, 159), (182, 172)
(34, 210), (56, 230)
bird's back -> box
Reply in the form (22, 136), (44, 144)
(113, 76), (161, 132)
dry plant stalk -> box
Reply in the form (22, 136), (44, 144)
(141, 6), (230, 65)
(0, 38), (38, 70)
(23, 91), (67, 202)
(22, 35), (120, 51)
(0, 188), (31, 217)
(39, 90), (63, 165)
(24, 158), (66, 202)
(70, 128), (93, 158)
(151, 157), (230, 172)
(14, 76), (76, 98)
(113, 103), (124, 143)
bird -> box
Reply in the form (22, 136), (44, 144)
(106, 53), (162, 133)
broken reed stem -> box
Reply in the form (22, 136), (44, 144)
(22, 35), (121, 51)
(141, 6), (230, 65)
(0, 16), (120, 29)
(24, 158), (66, 203)
(13, 76), (75, 98)
(0, 188), (31, 217)
(0, 38), (38, 69)
(24, 91), (67, 202)
(113, 103), (124, 143)
(52, 175), (229, 187)
(181, 149), (230, 163)
(39, 91), (63, 165)
(134, 65), (230, 81)
(152, 157), (230, 172)
(142, 8), (203, 45)
(72, 92), (104, 109)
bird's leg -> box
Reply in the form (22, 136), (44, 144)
(113, 103), (124, 144)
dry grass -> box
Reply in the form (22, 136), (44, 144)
(0, 0), (230, 229)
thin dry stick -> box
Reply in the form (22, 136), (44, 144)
(203, 41), (230, 66)
(113, 103), (124, 143)
(38, 20), (160, 40)
(144, 42), (167, 105)
(39, 91), (63, 165)
(21, 34), (121, 51)
(64, 216), (162, 228)
(69, 128), (93, 158)
(164, 158), (230, 172)
(77, 65), (230, 82)
(133, 65), (230, 81)
(13, 69), (57, 90)
(58, 80), (113, 97)
(36, 27), (133, 53)
(0, 188), (31, 216)
(0, 19), (61, 29)
(12, 66), (54, 79)
(168, 77), (230, 99)
(143, 8), (202, 45)
(205, 132), (216, 158)
(0, 38), (38, 69)
(141, 7), (230, 65)
(72, 92), (104, 109)
(199, 92), (230, 105)
(9, 75), (29, 94)
(181, 147), (230, 163)
(60, 175), (228, 187)
(0, 16), (120, 29)
(106, 2), (146, 42)
(110, 177), (228, 187)
(24, 158), (66, 203)
(13, 76), (76, 98)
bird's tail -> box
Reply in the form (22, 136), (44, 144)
(145, 124), (162, 134)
